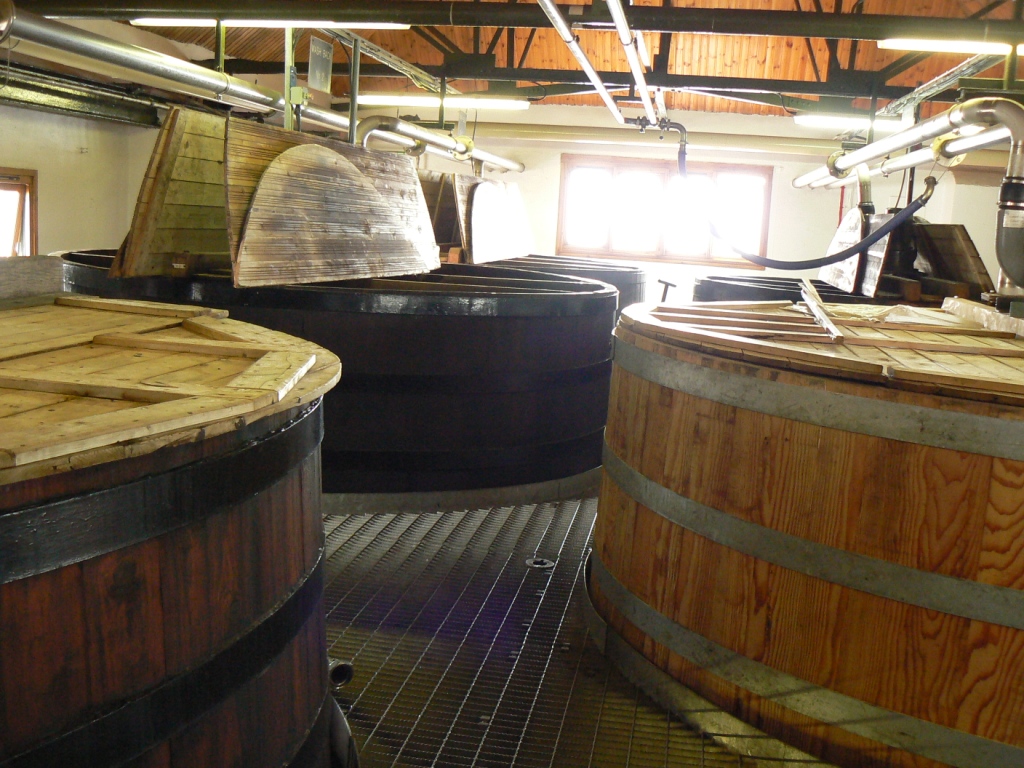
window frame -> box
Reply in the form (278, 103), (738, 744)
(0, 167), (38, 257)
(555, 153), (770, 269)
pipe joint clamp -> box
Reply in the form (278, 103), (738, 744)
(451, 136), (475, 162)
(826, 150), (850, 179)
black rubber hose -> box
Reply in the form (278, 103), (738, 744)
(706, 176), (937, 271)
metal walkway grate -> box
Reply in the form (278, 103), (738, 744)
(323, 498), (748, 768)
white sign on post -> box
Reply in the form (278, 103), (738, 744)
(308, 36), (334, 94)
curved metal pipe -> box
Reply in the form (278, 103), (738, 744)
(356, 115), (525, 172)
(660, 119), (687, 176)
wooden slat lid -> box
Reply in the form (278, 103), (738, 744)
(0, 295), (340, 482)
(620, 298), (1024, 404)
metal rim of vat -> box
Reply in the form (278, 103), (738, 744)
(0, 403), (322, 583)
(614, 335), (1024, 461)
(589, 551), (1024, 768)
(61, 253), (618, 318)
(3, 555), (326, 768)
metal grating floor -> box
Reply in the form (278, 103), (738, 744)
(322, 497), (748, 768)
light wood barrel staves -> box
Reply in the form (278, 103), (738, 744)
(593, 305), (1024, 768)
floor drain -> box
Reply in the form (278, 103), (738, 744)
(526, 557), (555, 569)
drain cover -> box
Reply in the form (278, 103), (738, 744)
(526, 557), (555, 569)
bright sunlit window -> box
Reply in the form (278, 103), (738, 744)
(556, 154), (771, 267)
(0, 169), (37, 257)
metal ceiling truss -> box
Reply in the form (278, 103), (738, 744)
(22, 1), (1024, 44)
(324, 28), (455, 94)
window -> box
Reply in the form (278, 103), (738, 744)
(556, 154), (771, 267)
(0, 168), (37, 257)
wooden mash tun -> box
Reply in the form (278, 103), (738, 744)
(111, 107), (440, 286)
(593, 283), (1024, 766)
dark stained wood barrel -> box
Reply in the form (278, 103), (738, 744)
(593, 305), (1024, 768)
(490, 255), (646, 312)
(62, 252), (618, 493)
(0, 367), (335, 765)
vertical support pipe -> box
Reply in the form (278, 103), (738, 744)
(439, 76), (446, 129)
(283, 26), (294, 131)
(1005, 47), (1019, 90)
(1007, 0), (1024, 89)
(348, 37), (360, 144)
(214, 20), (225, 73)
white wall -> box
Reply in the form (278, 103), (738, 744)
(441, 104), (1005, 301)
(0, 105), (156, 254)
(0, 99), (1006, 300)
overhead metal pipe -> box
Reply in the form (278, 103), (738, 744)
(355, 116), (525, 173)
(22, 2), (1024, 43)
(821, 147), (936, 189)
(535, 0), (624, 124)
(3, 4), (521, 169)
(877, 53), (1004, 118)
(6, 5), (285, 111)
(605, 0), (657, 124)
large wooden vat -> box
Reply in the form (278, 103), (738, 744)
(493, 255), (646, 312)
(0, 296), (340, 768)
(62, 252), (617, 492)
(593, 301), (1024, 768)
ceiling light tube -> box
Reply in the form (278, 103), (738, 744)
(131, 18), (410, 29)
(536, 0), (624, 124)
(793, 113), (903, 132)
(357, 93), (529, 110)
(606, 0), (657, 124)
(878, 38), (1012, 55)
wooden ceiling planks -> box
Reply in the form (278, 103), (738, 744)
(139, 0), (1017, 118)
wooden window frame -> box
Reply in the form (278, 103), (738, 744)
(0, 167), (38, 257)
(555, 153), (770, 269)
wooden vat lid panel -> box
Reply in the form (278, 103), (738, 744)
(623, 299), (1024, 404)
(0, 295), (340, 483)
(113, 106), (440, 287)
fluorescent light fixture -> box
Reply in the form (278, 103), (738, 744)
(131, 18), (410, 29)
(793, 113), (904, 131)
(357, 93), (530, 111)
(878, 38), (1011, 55)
